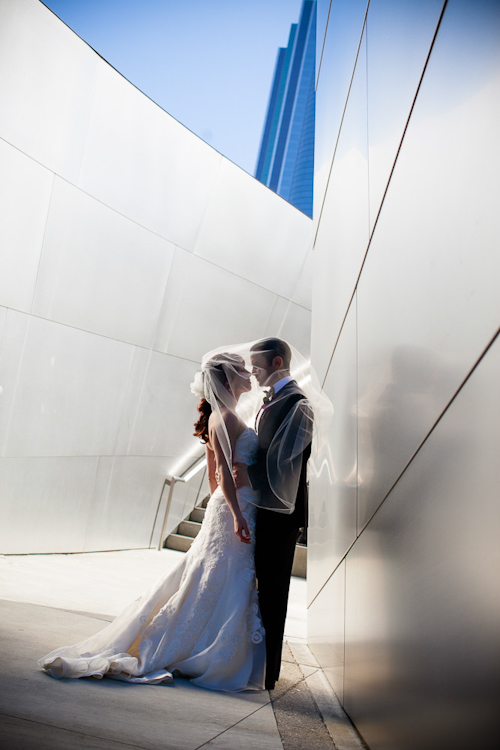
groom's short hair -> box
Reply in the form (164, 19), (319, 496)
(251, 338), (291, 369)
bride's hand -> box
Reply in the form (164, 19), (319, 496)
(234, 513), (251, 544)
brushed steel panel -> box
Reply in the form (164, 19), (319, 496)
(114, 346), (152, 456)
(78, 64), (222, 252)
(84, 456), (171, 551)
(276, 304), (312, 359)
(264, 296), (290, 343)
(3, 316), (135, 457)
(366, 0), (445, 231)
(308, 561), (346, 702)
(314, 0), (369, 222)
(32, 178), (175, 347)
(344, 335), (500, 750)
(357, 0), (500, 530)
(0, 140), (54, 312)
(153, 248), (277, 362)
(0, 456), (98, 554)
(309, 299), (357, 601)
(263, 296), (312, 358)
(291, 248), (314, 311)
(312, 31), (369, 384)
(193, 158), (313, 301)
(0, 306), (6, 341)
(0, 309), (30, 455)
(120, 350), (202, 459)
(0, 0), (99, 182)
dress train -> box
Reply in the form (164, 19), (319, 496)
(38, 429), (265, 692)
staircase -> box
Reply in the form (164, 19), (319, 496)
(163, 495), (307, 578)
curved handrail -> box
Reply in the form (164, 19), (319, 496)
(156, 457), (207, 551)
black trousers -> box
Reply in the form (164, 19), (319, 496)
(255, 507), (301, 684)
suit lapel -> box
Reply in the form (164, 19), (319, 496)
(256, 380), (297, 436)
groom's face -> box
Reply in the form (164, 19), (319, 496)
(250, 353), (271, 387)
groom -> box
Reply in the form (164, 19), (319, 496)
(237, 337), (312, 690)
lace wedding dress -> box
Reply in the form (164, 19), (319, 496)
(38, 428), (266, 691)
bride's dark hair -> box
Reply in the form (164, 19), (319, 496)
(193, 354), (245, 444)
(193, 398), (212, 444)
(193, 359), (228, 443)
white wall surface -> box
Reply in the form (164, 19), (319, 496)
(308, 1), (500, 748)
(0, 0), (313, 553)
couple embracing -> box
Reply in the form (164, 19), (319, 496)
(39, 338), (314, 693)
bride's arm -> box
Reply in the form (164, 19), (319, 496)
(206, 445), (218, 495)
(208, 414), (251, 545)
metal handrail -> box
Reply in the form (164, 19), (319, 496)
(155, 455), (206, 551)
(156, 475), (186, 551)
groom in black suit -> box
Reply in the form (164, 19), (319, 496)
(239, 338), (312, 690)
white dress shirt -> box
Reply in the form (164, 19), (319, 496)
(271, 375), (293, 394)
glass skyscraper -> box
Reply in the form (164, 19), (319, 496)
(255, 0), (316, 218)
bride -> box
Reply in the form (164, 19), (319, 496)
(38, 352), (266, 692)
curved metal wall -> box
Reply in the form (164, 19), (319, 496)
(0, 0), (313, 553)
(309, 1), (500, 748)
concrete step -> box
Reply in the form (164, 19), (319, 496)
(201, 495), (210, 509)
(164, 497), (307, 578)
(189, 507), (206, 523)
(178, 520), (201, 538)
(164, 533), (193, 553)
(166, 536), (306, 578)
(292, 544), (307, 578)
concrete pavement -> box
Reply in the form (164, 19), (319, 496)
(0, 550), (364, 749)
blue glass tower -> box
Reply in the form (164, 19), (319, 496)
(255, 0), (316, 218)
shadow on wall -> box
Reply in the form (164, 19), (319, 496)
(358, 344), (446, 521)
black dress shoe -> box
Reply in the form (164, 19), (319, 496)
(265, 679), (276, 690)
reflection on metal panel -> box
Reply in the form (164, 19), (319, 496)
(308, 300), (357, 602)
(345, 336), (500, 750)
(312, 30), (369, 384)
(308, 561), (346, 702)
(310, 0), (500, 747)
(366, 0), (446, 231)
(357, 0), (500, 529)
(314, 0), (369, 223)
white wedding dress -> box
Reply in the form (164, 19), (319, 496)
(38, 428), (266, 692)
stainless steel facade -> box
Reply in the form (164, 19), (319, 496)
(308, 1), (500, 748)
(0, 0), (313, 554)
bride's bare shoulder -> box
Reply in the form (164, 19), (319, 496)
(209, 409), (241, 438)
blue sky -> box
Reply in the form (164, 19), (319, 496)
(42, 0), (303, 175)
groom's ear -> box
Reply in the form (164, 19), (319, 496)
(272, 356), (284, 371)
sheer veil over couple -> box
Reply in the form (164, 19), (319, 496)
(39, 337), (325, 692)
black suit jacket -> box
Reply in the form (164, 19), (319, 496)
(248, 381), (310, 529)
